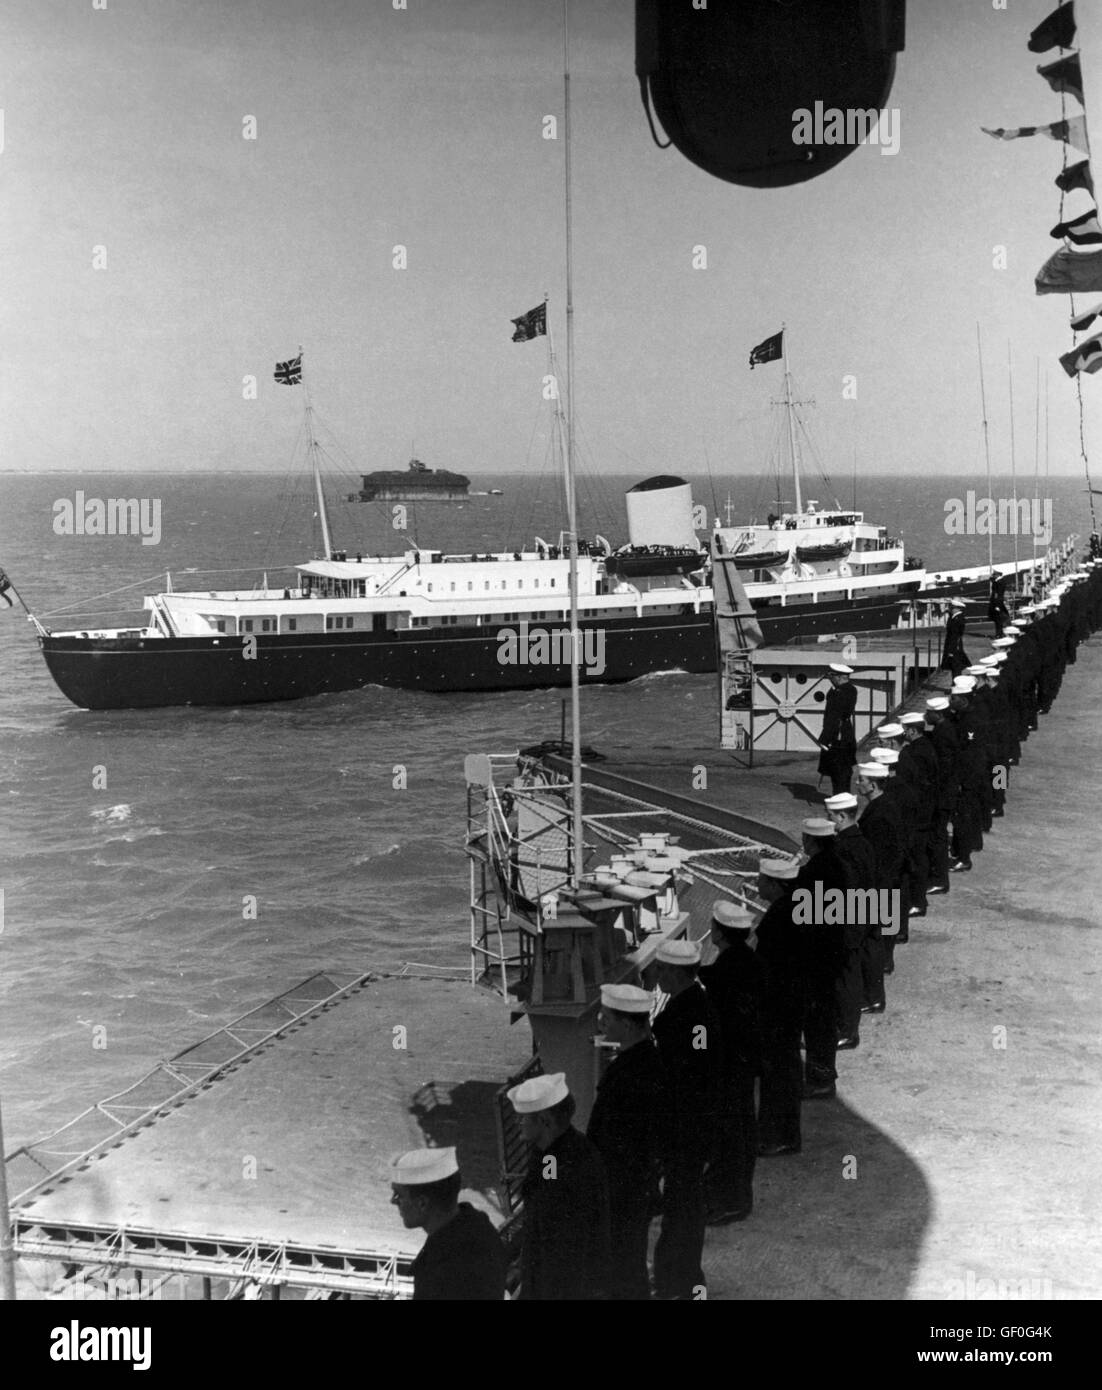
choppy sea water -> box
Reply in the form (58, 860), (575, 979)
(0, 469), (1094, 1147)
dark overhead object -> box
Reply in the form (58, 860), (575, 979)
(636, 0), (906, 188)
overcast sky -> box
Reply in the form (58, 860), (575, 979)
(0, 0), (1097, 480)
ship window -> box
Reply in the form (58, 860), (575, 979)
(550, 579), (556, 588)
(243, 619), (254, 632)
(428, 583), (433, 592)
(215, 620), (226, 633)
(261, 619), (273, 633)
(535, 579), (539, 588)
(326, 617), (332, 630)
(485, 582), (489, 591)
(519, 579), (523, 588)
(287, 618), (297, 632)
(450, 582), (456, 592)
(468, 582), (472, 591)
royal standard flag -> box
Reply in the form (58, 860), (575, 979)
(749, 331), (783, 369)
(274, 354), (303, 386)
(1060, 332), (1102, 378)
(511, 303), (547, 342)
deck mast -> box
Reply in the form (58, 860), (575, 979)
(782, 323), (803, 515)
(301, 348), (333, 560)
(562, 0), (584, 887)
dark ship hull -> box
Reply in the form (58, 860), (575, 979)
(38, 578), (987, 710)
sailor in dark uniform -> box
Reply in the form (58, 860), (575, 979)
(389, 1146), (507, 1301)
(752, 858), (807, 1154)
(987, 572), (1010, 637)
(939, 597), (971, 676)
(854, 760), (903, 997)
(818, 662), (858, 795)
(793, 818), (849, 1099)
(923, 696), (959, 896)
(823, 791), (877, 1051)
(652, 938), (721, 1301)
(700, 900), (762, 1222)
(948, 677), (986, 871)
(586, 983), (666, 1300)
(509, 1072), (611, 1301)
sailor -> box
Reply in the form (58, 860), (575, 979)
(752, 858), (807, 1156)
(818, 663), (858, 795)
(948, 677), (984, 872)
(939, 597), (971, 677)
(823, 791), (877, 1051)
(794, 818), (848, 1100)
(509, 1072), (611, 1300)
(651, 937), (721, 1300)
(896, 713), (937, 914)
(854, 760), (903, 991)
(699, 901), (762, 1223)
(389, 1147), (507, 1301)
(923, 696), (958, 895)
(586, 983), (666, 1300)
(987, 572), (1010, 637)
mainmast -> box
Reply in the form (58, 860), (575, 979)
(562, 0), (584, 888)
(782, 324), (803, 515)
(300, 348), (333, 561)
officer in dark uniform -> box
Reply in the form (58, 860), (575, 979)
(939, 597), (971, 676)
(509, 1072), (611, 1300)
(652, 938), (721, 1301)
(586, 984), (666, 1300)
(700, 900), (762, 1221)
(896, 713), (938, 913)
(854, 760), (904, 993)
(753, 857), (807, 1155)
(793, 818), (849, 1099)
(824, 791), (878, 1050)
(390, 1146), (507, 1301)
(818, 662), (858, 795)
(987, 572), (1010, 637)
(948, 677), (986, 871)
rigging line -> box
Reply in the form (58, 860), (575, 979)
(1008, 342), (1021, 588)
(39, 573), (173, 619)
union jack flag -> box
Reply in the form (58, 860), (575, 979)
(274, 354), (302, 386)
(510, 303), (546, 342)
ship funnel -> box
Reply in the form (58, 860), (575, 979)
(625, 476), (698, 548)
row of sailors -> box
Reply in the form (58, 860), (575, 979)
(388, 559), (1102, 1300)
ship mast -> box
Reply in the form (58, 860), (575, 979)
(782, 323), (803, 515)
(300, 347), (333, 560)
(562, 0), (584, 888)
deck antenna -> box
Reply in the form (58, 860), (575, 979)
(301, 347), (333, 560)
(1007, 342), (1021, 594)
(562, 0), (583, 886)
(976, 324), (995, 577)
(781, 323), (802, 514)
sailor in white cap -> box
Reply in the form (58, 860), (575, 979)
(793, 817), (850, 1100)
(699, 901), (762, 1219)
(822, 790), (877, 1051)
(389, 1147), (507, 1301)
(651, 934), (721, 1299)
(940, 595), (971, 676)
(876, 722), (904, 748)
(819, 661), (858, 795)
(854, 757), (903, 999)
(508, 1072), (611, 1301)
(751, 861), (805, 1156)
(586, 983), (664, 1300)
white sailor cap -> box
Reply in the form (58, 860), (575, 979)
(900, 712), (926, 725)
(951, 677), (976, 693)
(828, 662), (854, 675)
(508, 1072), (569, 1114)
(949, 598), (967, 609)
(877, 723), (904, 738)
(801, 817), (836, 838)
(1003, 625), (1021, 634)
(600, 983), (653, 1014)
(656, 937), (701, 966)
(925, 696), (950, 711)
(991, 637), (1014, 647)
(711, 899), (758, 929)
(824, 792), (858, 811)
(388, 1147), (459, 1186)
(757, 857), (800, 882)
(979, 655), (999, 666)
(991, 651), (1009, 662)
(870, 747), (899, 764)
(965, 665), (989, 677)
(856, 761), (890, 779)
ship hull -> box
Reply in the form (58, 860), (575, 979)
(39, 579), (990, 710)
